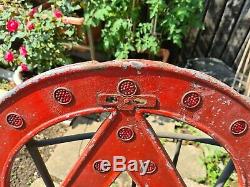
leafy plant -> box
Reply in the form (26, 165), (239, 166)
(199, 145), (237, 186)
(48, 0), (83, 15)
(83, 0), (204, 59)
(173, 121), (237, 186)
(0, 0), (83, 73)
(0, 79), (13, 91)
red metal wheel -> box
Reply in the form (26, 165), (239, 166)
(0, 60), (249, 186)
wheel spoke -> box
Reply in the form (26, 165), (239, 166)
(30, 131), (219, 147)
(30, 132), (95, 147)
(62, 111), (120, 187)
(26, 139), (55, 187)
(131, 181), (136, 187)
(214, 159), (235, 187)
(173, 140), (182, 167)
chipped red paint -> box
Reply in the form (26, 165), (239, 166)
(0, 59), (249, 187)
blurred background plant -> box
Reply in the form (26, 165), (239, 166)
(0, 0), (83, 74)
(0, 0), (204, 76)
(83, 0), (204, 59)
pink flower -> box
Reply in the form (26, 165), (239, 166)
(29, 8), (38, 17)
(27, 22), (35, 30)
(19, 46), (28, 57)
(20, 63), (29, 72)
(4, 51), (14, 62)
(53, 9), (63, 18)
(6, 19), (19, 32)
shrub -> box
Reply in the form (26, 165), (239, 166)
(0, 0), (83, 73)
(83, 0), (204, 59)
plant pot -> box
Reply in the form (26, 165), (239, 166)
(130, 48), (170, 63)
(162, 41), (181, 64)
(0, 67), (14, 81)
(84, 26), (102, 45)
(62, 17), (84, 25)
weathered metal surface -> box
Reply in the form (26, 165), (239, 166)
(0, 59), (249, 186)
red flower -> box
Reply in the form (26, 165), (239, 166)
(6, 19), (19, 32)
(19, 46), (28, 57)
(20, 63), (29, 72)
(4, 51), (14, 62)
(29, 8), (38, 17)
(27, 22), (35, 30)
(53, 9), (63, 18)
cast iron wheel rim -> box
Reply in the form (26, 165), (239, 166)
(0, 59), (249, 187)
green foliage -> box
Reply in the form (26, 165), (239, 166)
(160, 0), (204, 46)
(0, 79), (13, 91)
(48, 0), (82, 15)
(173, 121), (237, 186)
(199, 145), (237, 186)
(0, 1), (83, 73)
(84, 0), (204, 59)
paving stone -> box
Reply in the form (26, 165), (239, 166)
(164, 142), (206, 181)
(146, 115), (176, 133)
(110, 172), (132, 187)
(184, 178), (207, 187)
(30, 178), (59, 187)
(45, 120), (102, 181)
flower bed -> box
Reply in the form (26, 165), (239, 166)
(0, 1), (84, 74)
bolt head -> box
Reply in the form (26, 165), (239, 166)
(93, 160), (110, 173)
(117, 79), (138, 96)
(182, 91), (202, 109)
(140, 161), (157, 174)
(117, 126), (135, 141)
(6, 113), (24, 129)
(230, 120), (248, 135)
(53, 87), (73, 105)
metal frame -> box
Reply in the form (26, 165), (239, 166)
(25, 128), (233, 187)
(0, 60), (249, 187)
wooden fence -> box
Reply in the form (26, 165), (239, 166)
(182, 0), (250, 68)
